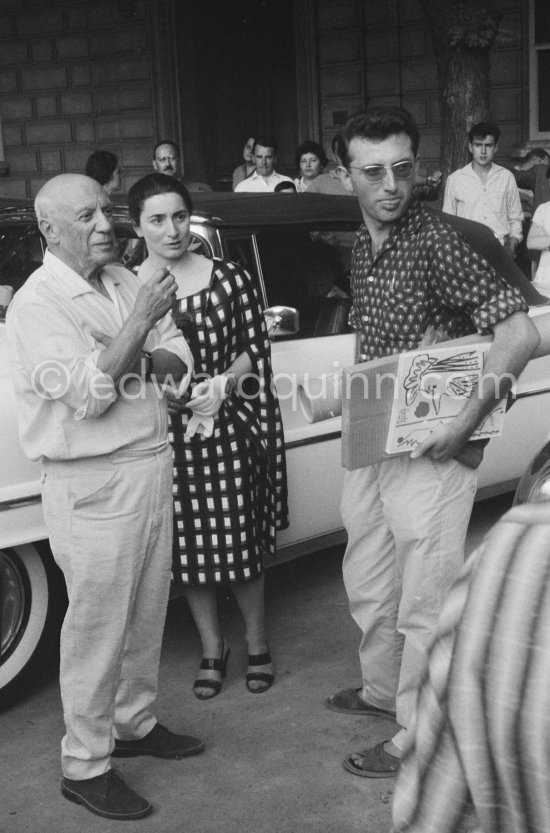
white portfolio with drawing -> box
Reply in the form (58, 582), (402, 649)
(385, 343), (506, 454)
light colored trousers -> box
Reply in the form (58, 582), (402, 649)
(41, 446), (173, 780)
(340, 455), (477, 750)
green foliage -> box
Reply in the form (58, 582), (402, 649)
(447, 3), (502, 49)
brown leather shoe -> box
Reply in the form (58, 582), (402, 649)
(61, 768), (152, 819)
(112, 722), (205, 759)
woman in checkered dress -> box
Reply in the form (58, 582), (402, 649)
(129, 174), (288, 698)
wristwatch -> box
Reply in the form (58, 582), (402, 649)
(142, 350), (154, 381)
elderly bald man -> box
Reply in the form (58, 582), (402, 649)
(6, 174), (201, 820)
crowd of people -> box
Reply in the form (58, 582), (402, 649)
(82, 133), (444, 203)
(5, 105), (550, 828)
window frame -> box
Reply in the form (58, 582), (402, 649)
(529, 0), (550, 140)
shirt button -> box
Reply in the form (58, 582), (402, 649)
(367, 275), (375, 282)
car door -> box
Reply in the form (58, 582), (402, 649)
(224, 224), (360, 561)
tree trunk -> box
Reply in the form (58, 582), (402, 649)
(419, 0), (501, 178)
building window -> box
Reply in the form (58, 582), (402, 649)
(530, 0), (550, 138)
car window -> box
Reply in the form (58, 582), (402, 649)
(0, 225), (45, 304)
(255, 227), (356, 339)
(225, 236), (257, 278)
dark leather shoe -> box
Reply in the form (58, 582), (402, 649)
(61, 768), (152, 819)
(326, 687), (396, 718)
(112, 722), (205, 759)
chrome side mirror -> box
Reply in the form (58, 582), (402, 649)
(264, 305), (299, 339)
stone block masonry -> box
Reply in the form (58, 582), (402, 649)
(0, 0), (159, 198)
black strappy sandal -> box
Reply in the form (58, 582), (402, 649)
(193, 642), (230, 700)
(246, 649), (274, 694)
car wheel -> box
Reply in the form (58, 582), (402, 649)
(0, 542), (66, 710)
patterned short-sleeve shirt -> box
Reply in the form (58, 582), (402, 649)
(349, 200), (527, 363)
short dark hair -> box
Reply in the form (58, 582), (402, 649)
(253, 136), (278, 156)
(128, 172), (193, 226)
(295, 140), (328, 170)
(85, 150), (118, 186)
(468, 122), (500, 144)
(274, 181), (297, 193)
(152, 140), (180, 159)
(336, 106), (420, 168)
(525, 147), (550, 164)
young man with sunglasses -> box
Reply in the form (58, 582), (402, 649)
(325, 106), (538, 778)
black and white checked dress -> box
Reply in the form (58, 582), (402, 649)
(167, 259), (288, 586)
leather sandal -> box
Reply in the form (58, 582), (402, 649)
(246, 649), (274, 694)
(342, 740), (400, 778)
(193, 642), (230, 700)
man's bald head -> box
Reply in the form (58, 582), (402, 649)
(35, 173), (102, 223)
(35, 174), (116, 280)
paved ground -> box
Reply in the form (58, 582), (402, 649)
(0, 494), (513, 833)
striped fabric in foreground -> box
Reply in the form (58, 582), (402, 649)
(392, 502), (550, 833)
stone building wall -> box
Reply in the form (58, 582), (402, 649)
(0, 0), (162, 199)
(0, 0), (531, 200)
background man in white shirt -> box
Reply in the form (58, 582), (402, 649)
(234, 136), (293, 192)
(7, 174), (202, 821)
(443, 121), (523, 259)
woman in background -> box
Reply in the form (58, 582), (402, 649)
(294, 140), (328, 192)
(232, 137), (256, 190)
(85, 149), (121, 195)
(128, 172), (288, 699)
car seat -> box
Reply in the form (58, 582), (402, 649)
(303, 295), (352, 337)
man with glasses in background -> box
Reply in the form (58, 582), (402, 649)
(152, 140), (211, 192)
(325, 106), (538, 778)
(152, 140), (181, 178)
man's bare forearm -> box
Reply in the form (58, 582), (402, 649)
(411, 311), (539, 462)
(452, 311), (539, 440)
(95, 313), (151, 383)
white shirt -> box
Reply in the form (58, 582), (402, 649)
(234, 170), (294, 192)
(443, 162), (523, 243)
(7, 250), (193, 462)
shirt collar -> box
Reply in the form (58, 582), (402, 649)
(43, 249), (121, 299)
(468, 161), (499, 177)
(251, 170), (279, 181)
(360, 198), (423, 254)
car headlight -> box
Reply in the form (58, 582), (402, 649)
(513, 440), (550, 505)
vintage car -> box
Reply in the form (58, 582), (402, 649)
(1, 192), (550, 709)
